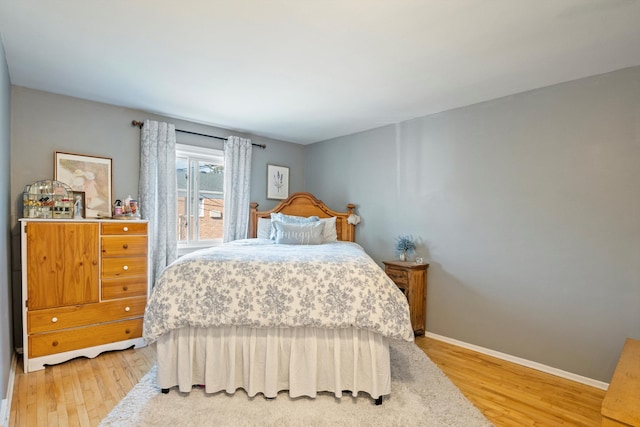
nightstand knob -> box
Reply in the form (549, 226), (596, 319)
(125, 328), (131, 334)
(52, 340), (59, 347)
(51, 317), (58, 323)
(123, 265), (129, 271)
(123, 226), (129, 232)
(125, 306), (131, 312)
(122, 244), (129, 249)
(123, 285), (129, 291)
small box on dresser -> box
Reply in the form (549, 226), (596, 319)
(20, 219), (149, 373)
(383, 260), (429, 336)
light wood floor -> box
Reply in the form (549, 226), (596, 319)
(9, 337), (606, 426)
(9, 345), (155, 427)
(415, 336), (606, 426)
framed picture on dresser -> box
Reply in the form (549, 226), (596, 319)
(54, 151), (112, 218)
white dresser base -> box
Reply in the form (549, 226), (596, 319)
(25, 337), (146, 372)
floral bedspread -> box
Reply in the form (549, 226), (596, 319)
(143, 239), (414, 343)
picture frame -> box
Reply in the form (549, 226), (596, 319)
(267, 164), (289, 200)
(54, 151), (113, 218)
(72, 191), (86, 219)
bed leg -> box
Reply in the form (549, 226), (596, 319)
(161, 388), (170, 394)
(375, 396), (383, 405)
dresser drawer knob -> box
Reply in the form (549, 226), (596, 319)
(123, 285), (129, 291)
(123, 243), (129, 249)
(52, 340), (59, 347)
(123, 265), (129, 271)
(51, 317), (58, 323)
(125, 306), (131, 312)
(125, 328), (131, 334)
(123, 226), (129, 232)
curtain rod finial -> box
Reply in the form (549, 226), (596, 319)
(132, 120), (144, 128)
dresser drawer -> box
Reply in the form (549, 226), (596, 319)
(101, 235), (148, 257)
(385, 267), (408, 286)
(29, 318), (143, 358)
(28, 297), (146, 333)
(102, 256), (147, 278)
(101, 222), (147, 235)
(102, 277), (148, 300)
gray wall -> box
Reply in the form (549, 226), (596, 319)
(0, 36), (12, 405)
(306, 66), (640, 383)
(9, 87), (306, 347)
(6, 67), (638, 385)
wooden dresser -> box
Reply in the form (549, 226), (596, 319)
(383, 260), (429, 335)
(20, 219), (149, 373)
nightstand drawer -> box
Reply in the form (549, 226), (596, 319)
(385, 267), (408, 286)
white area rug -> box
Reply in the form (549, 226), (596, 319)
(100, 340), (492, 426)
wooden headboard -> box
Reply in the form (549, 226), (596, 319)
(249, 192), (356, 242)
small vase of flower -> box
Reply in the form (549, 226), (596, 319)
(395, 235), (416, 261)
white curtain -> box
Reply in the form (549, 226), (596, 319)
(139, 119), (178, 285)
(223, 136), (253, 242)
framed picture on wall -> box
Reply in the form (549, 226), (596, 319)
(267, 164), (289, 200)
(54, 151), (113, 218)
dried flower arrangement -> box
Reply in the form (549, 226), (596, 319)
(395, 235), (416, 260)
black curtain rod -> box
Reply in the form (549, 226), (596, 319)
(131, 120), (266, 149)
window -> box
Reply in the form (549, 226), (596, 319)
(176, 144), (224, 251)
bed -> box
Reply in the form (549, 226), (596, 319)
(143, 192), (413, 404)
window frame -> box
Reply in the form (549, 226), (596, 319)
(176, 143), (224, 254)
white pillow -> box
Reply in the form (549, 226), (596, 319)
(256, 217), (272, 239)
(269, 212), (320, 239)
(319, 217), (338, 242)
(273, 221), (324, 245)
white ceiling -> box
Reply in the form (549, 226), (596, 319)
(1, 1), (639, 144)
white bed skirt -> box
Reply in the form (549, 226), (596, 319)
(156, 326), (391, 399)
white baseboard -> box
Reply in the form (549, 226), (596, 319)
(0, 352), (17, 427)
(425, 332), (609, 390)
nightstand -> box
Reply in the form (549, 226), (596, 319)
(383, 260), (429, 336)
